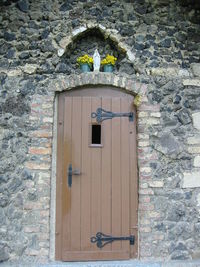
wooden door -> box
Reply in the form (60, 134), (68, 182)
(56, 88), (138, 261)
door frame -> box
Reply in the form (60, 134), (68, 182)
(53, 85), (138, 261)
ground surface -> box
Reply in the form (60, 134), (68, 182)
(1, 260), (200, 267)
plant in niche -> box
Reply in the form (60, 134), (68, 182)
(101, 54), (117, 66)
(134, 94), (142, 107)
(101, 54), (117, 73)
(77, 54), (94, 73)
(77, 54), (93, 68)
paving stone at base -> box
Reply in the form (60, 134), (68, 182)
(0, 260), (162, 267)
(1, 260), (200, 267)
(162, 259), (200, 267)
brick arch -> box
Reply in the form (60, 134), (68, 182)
(57, 24), (135, 63)
(55, 73), (146, 97)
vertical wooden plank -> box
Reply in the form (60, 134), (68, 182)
(62, 96), (72, 254)
(70, 97), (82, 251)
(81, 97), (92, 251)
(121, 97), (131, 253)
(91, 97), (102, 251)
(129, 97), (138, 258)
(55, 94), (64, 260)
(111, 97), (121, 251)
(101, 98), (112, 251)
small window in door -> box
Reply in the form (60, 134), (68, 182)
(90, 124), (103, 147)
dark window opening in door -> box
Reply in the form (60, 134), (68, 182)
(92, 124), (101, 145)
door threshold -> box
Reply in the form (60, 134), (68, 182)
(3, 259), (200, 267)
(40, 260), (161, 267)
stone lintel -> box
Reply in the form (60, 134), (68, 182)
(182, 172), (200, 188)
(194, 156), (200, 167)
(192, 113), (200, 130)
(187, 136), (200, 145)
(183, 79), (200, 87)
(191, 63), (200, 77)
(0, 68), (22, 76)
(23, 64), (38, 74)
(150, 67), (179, 76)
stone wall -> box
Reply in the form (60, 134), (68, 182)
(139, 73), (200, 260)
(0, 0), (200, 263)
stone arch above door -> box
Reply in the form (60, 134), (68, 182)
(53, 73), (147, 97)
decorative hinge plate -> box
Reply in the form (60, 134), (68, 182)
(91, 232), (135, 248)
(91, 108), (134, 123)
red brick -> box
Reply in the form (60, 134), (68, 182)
(140, 226), (152, 233)
(30, 130), (52, 138)
(139, 204), (154, 211)
(31, 103), (41, 108)
(26, 249), (40, 256)
(24, 202), (43, 210)
(139, 188), (154, 195)
(139, 174), (152, 180)
(140, 196), (151, 203)
(29, 147), (51, 155)
(41, 124), (53, 130)
(137, 147), (150, 154)
(134, 82), (142, 91)
(25, 162), (50, 170)
(126, 79), (134, 91)
(139, 83), (148, 94)
(24, 226), (40, 233)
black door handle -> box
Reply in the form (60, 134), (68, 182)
(67, 164), (81, 188)
(68, 164), (72, 188)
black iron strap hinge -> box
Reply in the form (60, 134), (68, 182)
(91, 232), (135, 248)
(91, 108), (134, 123)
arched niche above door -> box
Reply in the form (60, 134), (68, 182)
(57, 24), (136, 75)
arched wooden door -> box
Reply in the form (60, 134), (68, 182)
(56, 87), (138, 261)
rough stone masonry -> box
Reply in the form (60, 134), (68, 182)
(0, 0), (200, 264)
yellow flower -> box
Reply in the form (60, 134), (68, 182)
(101, 54), (117, 66)
(77, 54), (94, 67)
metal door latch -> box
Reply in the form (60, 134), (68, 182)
(91, 232), (135, 248)
(91, 108), (134, 123)
(67, 164), (81, 188)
